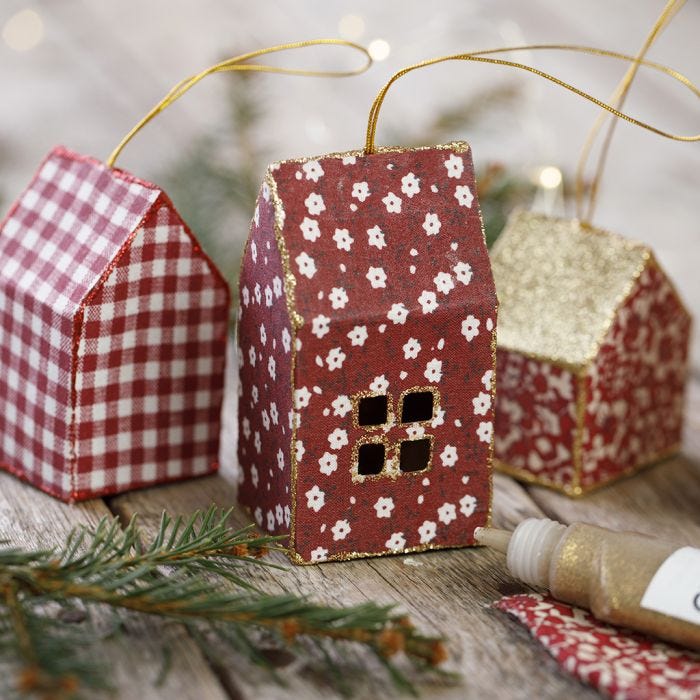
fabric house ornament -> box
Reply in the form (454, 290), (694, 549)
(237, 142), (497, 563)
(491, 211), (691, 496)
(0, 147), (230, 502)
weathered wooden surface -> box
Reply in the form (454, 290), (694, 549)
(2, 378), (697, 698)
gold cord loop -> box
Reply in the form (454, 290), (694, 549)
(107, 39), (372, 168)
(365, 44), (700, 156)
(576, 0), (685, 222)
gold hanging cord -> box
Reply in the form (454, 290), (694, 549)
(107, 39), (372, 168)
(576, 0), (685, 222)
(365, 45), (700, 212)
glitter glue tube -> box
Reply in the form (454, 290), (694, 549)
(475, 519), (700, 651)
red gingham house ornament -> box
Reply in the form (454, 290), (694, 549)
(0, 147), (230, 502)
(237, 142), (497, 563)
(491, 211), (691, 496)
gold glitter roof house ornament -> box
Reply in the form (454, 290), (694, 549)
(491, 211), (691, 495)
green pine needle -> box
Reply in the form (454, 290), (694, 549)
(0, 506), (449, 698)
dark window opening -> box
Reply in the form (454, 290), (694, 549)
(399, 439), (431, 472)
(401, 391), (434, 423)
(357, 442), (385, 475)
(358, 395), (388, 426)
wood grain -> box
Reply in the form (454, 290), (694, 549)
(0, 472), (228, 700)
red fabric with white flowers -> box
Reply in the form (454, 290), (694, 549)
(237, 145), (498, 562)
(497, 593), (700, 700)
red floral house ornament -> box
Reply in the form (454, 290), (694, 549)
(491, 211), (691, 496)
(237, 142), (497, 563)
(0, 147), (230, 502)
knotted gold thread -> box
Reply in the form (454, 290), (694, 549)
(365, 44), (700, 156)
(106, 39), (372, 168)
(576, 0), (685, 223)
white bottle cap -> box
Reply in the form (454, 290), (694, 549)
(506, 518), (567, 588)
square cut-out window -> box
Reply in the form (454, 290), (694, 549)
(358, 395), (388, 426)
(399, 439), (431, 473)
(401, 391), (434, 423)
(357, 442), (385, 475)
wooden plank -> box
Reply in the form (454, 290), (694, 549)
(110, 467), (598, 700)
(0, 472), (229, 700)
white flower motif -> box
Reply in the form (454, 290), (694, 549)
(382, 192), (402, 213)
(295, 251), (317, 279)
(251, 241), (258, 264)
(268, 355), (276, 380)
(403, 337), (421, 359)
(366, 266), (387, 289)
(305, 192), (326, 215)
(302, 160), (324, 182)
(311, 314), (331, 339)
(265, 286), (273, 306)
(248, 346), (256, 367)
(367, 225), (386, 249)
(454, 184), (474, 208)
(251, 386), (259, 405)
(461, 315), (480, 342)
(273, 276), (283, 297)
(277, 448), (285, 470)
(387, 303), (408, 325)
(281, 327), (291, 353)
(333, 228), (354, 251)
(305, 485), (325, 512)
(440, 445), (458, 467)
(254, 283), (262, 304)
(251, 464), (259, 488)
(310, 546), (328, 562)
(374, 496), (395, 518)
(351, 181), (370, 202)
(472, 392), (492, 416)
(347, 325), (368, 346)
(253, 507), (263, 526)
(331, 395), (352, 417)
(331, 519), (352, 541)
(295, 440), (305, 463)
(406, 425), (425, 439)
(328, 428), (349, 450)
(482, 370), (493, 391)
(459, 494), (477, 518)
(241, 286), (250, 306)
(259, 324), (267, 345)
(300, 217), (321, 242)
(295, 386), (312, 409)
(477, 421), (493, 444)
(444, 153), (464, 178)
(242, 417), (251, 440)
(385, 532), (406, 552)
(266, 510), (275, 531)
(422, 212), (441, 236)
(319, 452), (338, 476)
(328, 287), (349, 309)
(401, 172), (420, 198)
(276, 504), (284, 524)
(284, 506), (291, 528)
(418, 290), (438, 314)
(254, 205), (260, 227)
(418, 520), (437, 544)
(437, 502), (457, 525)
(326, 347), (346, 371)
(342, 155), (357, 165)
(454, 261), (473, 285)
(270, 403), (279, 425)
(253, 431), (261, 453)
(424, 358), (443, 383)
(434, 272), (454, 295)
(370, 375), (389, 393)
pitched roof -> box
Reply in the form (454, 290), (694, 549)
(0, 147), (160, 317)
(266, 142), (496, 325)
(490, 211), (652, 369)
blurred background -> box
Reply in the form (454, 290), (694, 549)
(1, 0), (698, 371)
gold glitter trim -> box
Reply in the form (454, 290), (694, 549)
(571, 372), (588, 492)
(396, 385), (441, 425)
(495, 443), (681, 498)
(351, 390), (395, 432)
(350, 434), (393, 483)
(486, 302), (498, 527)
(491, 210), (652, 369)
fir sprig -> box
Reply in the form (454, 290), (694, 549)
(0, 507), (448, 698)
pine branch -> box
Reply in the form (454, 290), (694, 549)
(0, 507), (450, 698)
